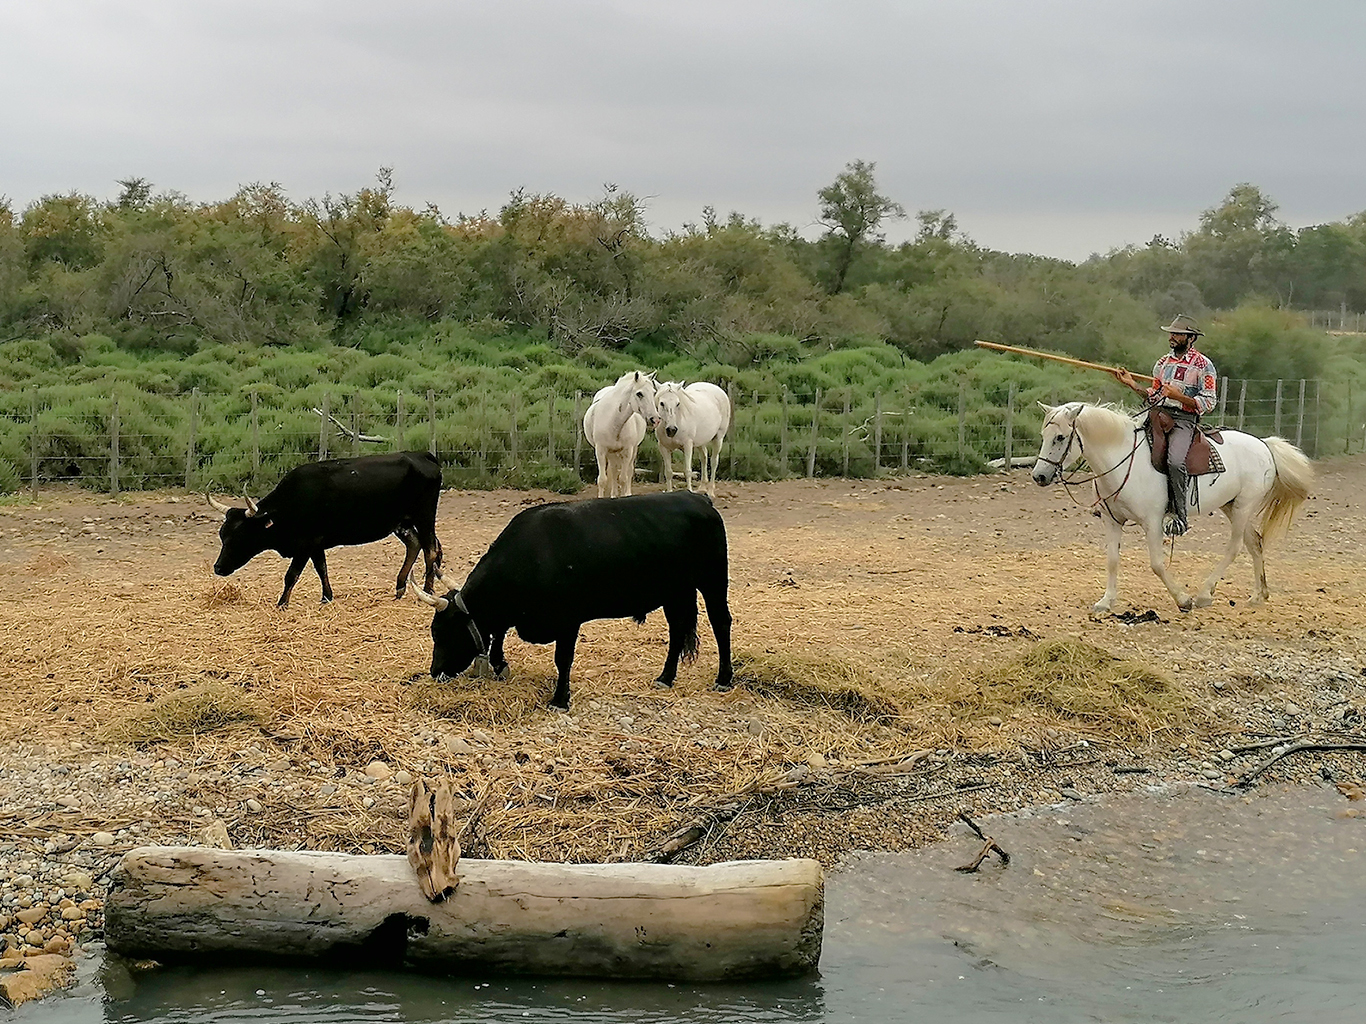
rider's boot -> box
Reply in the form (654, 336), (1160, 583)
(1164, 467), (1189, 537)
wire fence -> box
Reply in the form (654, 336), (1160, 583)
(0, 377), (1360, 498)
(1305, 308), (1366, 333)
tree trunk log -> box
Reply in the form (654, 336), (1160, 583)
(105, 847), (823, 980)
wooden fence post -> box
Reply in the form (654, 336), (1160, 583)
(319, 391), (330, 460)
(185, 388), (198, 489)
(427, 390), (437, 457)
(872, 391), (882, 473)
(779, 388), (790, 474)
(727, 383), (737, 479)
(1347, 382), (1353, 455)
(900, 386), (910, 474)
(1295, 379), (1306, 448)
(30, 387), (39, 499)
(841, 389), (851, 477)
(1218, 376), (1228, 423)
(547, 392), (556, 464)
(350, 393), (361, 458)
(1313, 380), (1321, 458)
(957, 380), (967, 455)
(395, 390), (405, 452)
(509, 392), (519, 475)
(1005, 381), (1015, 468)
(572, 390), (583, 477)
(110, 393), (120, 496)
(806, 388), (821, 479)
(1273, 379), (1283, 436)
(251, 389), (260, 477)
(1237, 380), (1247, 432)
(477, 391), (488, 475)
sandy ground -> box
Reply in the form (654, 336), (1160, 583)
(2, 458), (1365, 964)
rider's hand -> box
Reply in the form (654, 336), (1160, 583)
(1114, 368), (1136, 390)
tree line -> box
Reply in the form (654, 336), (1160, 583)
(2, 164), (1364, 384)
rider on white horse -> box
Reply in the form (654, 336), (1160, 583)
(1115, 313), (1217, 538)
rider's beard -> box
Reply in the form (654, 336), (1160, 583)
(1170, 341), (1189, 356)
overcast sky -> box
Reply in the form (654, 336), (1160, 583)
(4, 0), (1364, 261)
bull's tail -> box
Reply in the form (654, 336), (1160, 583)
(1258, 436), (1314, 540)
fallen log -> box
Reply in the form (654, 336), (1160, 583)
(105, 847), (823, 981)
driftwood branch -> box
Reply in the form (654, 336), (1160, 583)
(406, 778), (461, 903)
(1234, 741), (1366, 787)
(954, 812), (1010, 872)
(311, 407), (388, 444)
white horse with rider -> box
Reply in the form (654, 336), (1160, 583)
(653, 381), (731, 498)
(1031, 401), (1313, 613)
(582, 370), (660, 498)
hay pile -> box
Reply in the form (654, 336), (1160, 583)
(98, 680), (264, 746)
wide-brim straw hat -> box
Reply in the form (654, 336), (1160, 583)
(1160, 314), (1203, 337)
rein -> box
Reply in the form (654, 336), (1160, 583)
(1043, 410), (1145, 521)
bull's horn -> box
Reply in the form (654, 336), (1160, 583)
(412, 585), (449, 612)
(435, 570), (462, 591)
(243, 493), (260, 516)
(205, 491), (233, 514)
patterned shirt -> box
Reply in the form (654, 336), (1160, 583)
(1148, 348), (1218, 416)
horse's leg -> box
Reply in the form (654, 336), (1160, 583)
(595, 445), (610, 498)
(621, 445), (636, 496)
(1194, 502), (1249, 608)
(709, 438), (723, 496)
(1243, 521), (1270, 605)
(1144, 520), (1193, 611)
(1092, 514), (1123, 615)
(684, 439), (696, 492)
(661, 446), (674, 491)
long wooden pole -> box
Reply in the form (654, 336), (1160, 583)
(974, 341), (1155, 385)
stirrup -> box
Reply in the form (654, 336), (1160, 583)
(1163, 515), (1187, 538)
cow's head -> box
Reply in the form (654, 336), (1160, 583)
(413, 577), (486, 680)
(207, 492), (274, 576)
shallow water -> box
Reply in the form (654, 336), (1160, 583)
(19, 784), (1366, 1023)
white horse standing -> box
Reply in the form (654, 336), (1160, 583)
(653, 381), (731, 498)
(582, 370), (660, 498)
(1031, 402), (1313, 613)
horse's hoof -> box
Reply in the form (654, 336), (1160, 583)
(1091, 601), (1113, 616)
(1176, 599), (1194, 613)
(1248, 595), (1266, 607)
(1193, 594), (1213, 608)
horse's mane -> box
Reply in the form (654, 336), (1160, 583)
(1075, 402), (1143, 448)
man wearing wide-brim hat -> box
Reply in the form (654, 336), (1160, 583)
(1115, 314), (1219, 537)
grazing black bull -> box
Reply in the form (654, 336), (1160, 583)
(207, 451), (444, 607)
(413, 490), (732, 709)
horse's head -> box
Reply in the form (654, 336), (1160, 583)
(618, 370), (660, 427)
(1032, 402), (1085, 485)
(654, 381), (684, 438)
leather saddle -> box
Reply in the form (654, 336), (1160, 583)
(1146, 408), (1225, 477)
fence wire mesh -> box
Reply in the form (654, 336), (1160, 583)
(0, 378), (1358, 496)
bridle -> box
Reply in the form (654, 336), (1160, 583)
(1039, 407), (1145, 523)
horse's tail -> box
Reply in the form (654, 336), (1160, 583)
(1258, 436), (1314, 540)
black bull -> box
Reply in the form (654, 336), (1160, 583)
(415, 491), (733, 709)
(209, 452), (444, 607)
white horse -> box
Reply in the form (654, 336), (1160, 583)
(582, 370), (660, 498)
(653, 381), (731, 498)
(1031, 402), (1313, 613)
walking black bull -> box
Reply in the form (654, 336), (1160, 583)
(207, 452), (444, 607)
(413, 490), (733, 710)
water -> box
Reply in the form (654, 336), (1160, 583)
(19, 784), (1366, 1023)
